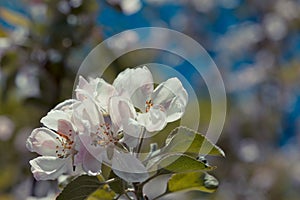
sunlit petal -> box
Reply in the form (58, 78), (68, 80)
(137, 106), (167, 132)
(113, 66), (154, 111)
(26, 128), (59, 156)
(109, 96), (137, 131)
(53, 99), (77, 111)
(152, 77), (188, 122)
(40, 110), (71, 131)
(29, 156), (71, 180)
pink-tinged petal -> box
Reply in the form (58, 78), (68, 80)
(137, 106), (167, 132)
(76, 76), (116, 111)
(57, 119), (75, 138)
(94, 78), (116, 111)
(72, 109), (90, 133)
(76, 76), (94, 101)
(152, 77), (188, 122)
(72, 111), (89, 133)
(74, 138), (102, 175)
(29, 156), (71, 180)
(109, 96), (137, 131)
(26, 128), (59, 156)
(77, 132), (106, 163)
(113, 66), (154, 111)
(75, 98), (105, 129)
(111, 150), (149, 183)
(77, 76), (89, 89)
(40, 110), (71, 131)
(82, 150), (102, 176)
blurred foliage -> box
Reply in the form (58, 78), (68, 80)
(1, 0), (300, 199)
(0, 0), (101, 198)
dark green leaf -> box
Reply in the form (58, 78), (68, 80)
(162, 127), (225, 157)
(104, 170), (128, 194)
(56, 175), (104, 200)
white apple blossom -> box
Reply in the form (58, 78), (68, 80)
(113, 66), (188, 132)
(73, 97), (149, 182)
(26, 117), (80, 180)
(26, 99), (100, 180)
(26, 66), (188, 184)
(75, 74), (143, 146)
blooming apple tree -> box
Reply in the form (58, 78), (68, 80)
(26, 66), (224, 199)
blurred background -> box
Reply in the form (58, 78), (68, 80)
(0, 0), (300, 199)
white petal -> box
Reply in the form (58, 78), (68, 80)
(123, 118), (143, 137)
(113, 66), (154, 111)
(94, 78), (116, 111)
(74, 138), (102, 175)
(109, 96), (137, 131)
(41, 110), (71, 131)
(76, 76), (116, 111)
(57, 119), (75, 138)
(111, 150), (149, 182)
(75, 98), (105, 129)
(121, 134), (139, 148)
(83, 150), (102, 175)
(121, 118), (143, 147)
(26, 128), (59, 156)
(152, 77), (188, 122)
(78, 132), (106, 163)
(137, 106), (167, 132)
(29, 156), (71, 180)
(76, 76), (94, 101)
(72, 110), (90, 133)
(53, 99), (77, 111)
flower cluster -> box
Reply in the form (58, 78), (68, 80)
(26, 66), (188, 182)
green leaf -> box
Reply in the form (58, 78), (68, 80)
(87, 186), (116, 200)
(148, 154), (215, 174)
(167, 172), (219, 194)
(162, 127), (225, 157)
(56, 175), (106, 200)
(103, 170), (128, 195)
(101, 164), (112, 180)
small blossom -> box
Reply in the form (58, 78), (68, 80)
(26, 118), (80, 180)
(113, 66), (188, 132)
(26, 99), (90, 180)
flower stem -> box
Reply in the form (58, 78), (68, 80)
(153, 192), (166, 200)
(133, 183), (145, 200)
(124, 192), (132, 200)
(135, 128), (146, 158)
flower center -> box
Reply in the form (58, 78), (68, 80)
(92, 123), (118, 146)
(145, 99), (153, 112)
(55, 130), (74, 159)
